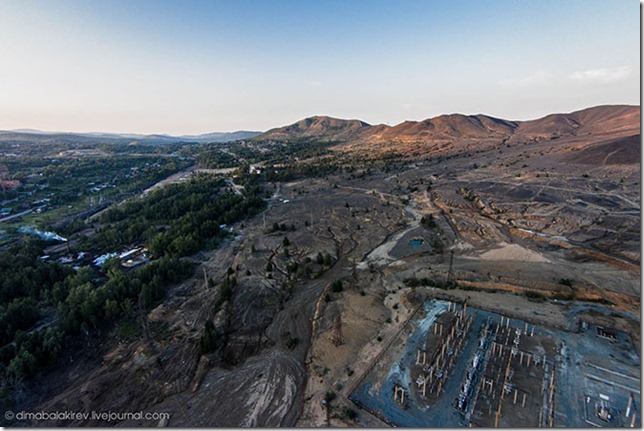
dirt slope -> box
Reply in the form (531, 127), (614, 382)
(561, 134), (641, 165)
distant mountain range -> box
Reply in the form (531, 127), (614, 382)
(0, 129), (262, 145)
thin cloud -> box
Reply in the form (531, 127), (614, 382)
(309, 81), (324, 88)
(502, 70), (554, 88)
(568, 66), (633, 84)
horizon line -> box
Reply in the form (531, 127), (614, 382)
(2, 103), (639, 137)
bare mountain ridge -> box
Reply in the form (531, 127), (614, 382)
(257, 105), (640, 154)
(511, 105), (641, 140)
(260, 116), (372, 141)
(376, 114), (518, 142)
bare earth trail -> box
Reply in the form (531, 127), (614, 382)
(140, 167), (238, 197)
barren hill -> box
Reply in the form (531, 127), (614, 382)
(256, 105), (640, 163)
(258, 116), (373, 141)
(511, 105), (641, 141)
(373, 114), (517, 143)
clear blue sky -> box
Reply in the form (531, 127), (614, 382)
(0, 0), (639, 134)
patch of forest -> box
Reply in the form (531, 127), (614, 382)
(0, 173), (266, 409)
(89, 173), (265, 256)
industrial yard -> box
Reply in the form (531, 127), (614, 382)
(349, 299), (640, 427)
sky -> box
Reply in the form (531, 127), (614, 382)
(0, 0), (639, 134)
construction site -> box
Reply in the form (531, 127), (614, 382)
(349, 299), (640, 427)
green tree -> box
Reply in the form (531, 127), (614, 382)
(331, 280), (343, 292)
(8, 349), (37, 379)
(199, 321), (220, 355)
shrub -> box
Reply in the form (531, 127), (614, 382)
(198, 321), (220, 355)
(331, 280), (343, 292)
(404, 277), (420, 288)
(345, 408), (357, 420)
(284, 334), (298, 350)
(525, 291), (546, 302)
(421, 214), (437, 228)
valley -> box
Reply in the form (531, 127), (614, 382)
(0, 105), (640, 427)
